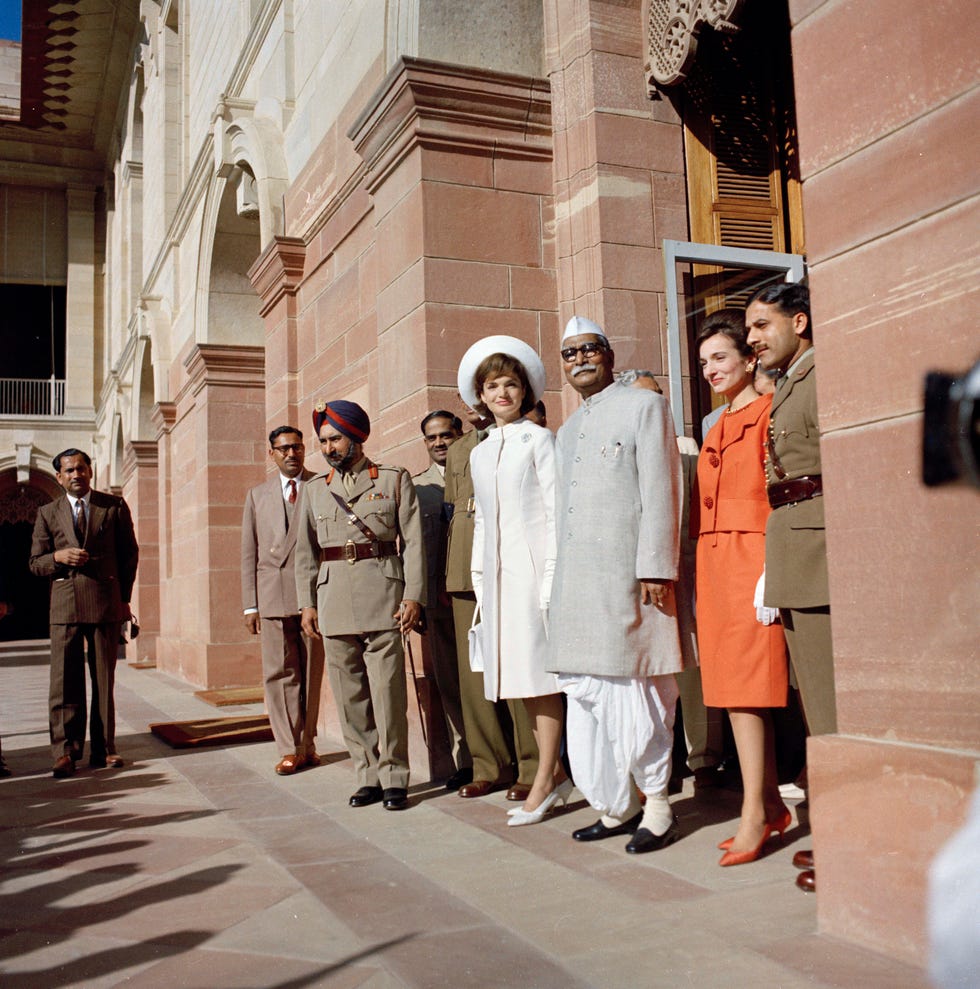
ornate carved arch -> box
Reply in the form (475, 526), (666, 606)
(643, 0), (746, 93)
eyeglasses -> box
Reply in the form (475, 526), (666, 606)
(560, 342), (608, 362)
(272, 443), (305, 454)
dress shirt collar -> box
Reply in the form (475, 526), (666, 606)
(66, 491), (91, 511)
(279, 473), (302, 500)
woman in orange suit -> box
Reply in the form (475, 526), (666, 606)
(694, 309), (790, 867)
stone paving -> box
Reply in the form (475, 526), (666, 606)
(0, 641), (930, 988)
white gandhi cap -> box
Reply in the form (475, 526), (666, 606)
(562, 315), (608, 345)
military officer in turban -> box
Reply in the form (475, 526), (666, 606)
(295, 400), (426, 811)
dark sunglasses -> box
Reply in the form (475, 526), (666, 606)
(560, 341), (609, 362)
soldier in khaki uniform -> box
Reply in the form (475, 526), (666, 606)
(296, 401), (425, 811)
(747, 282), (835, 894)
(412, 411), (472, 790)
(444, 403), (538, 800)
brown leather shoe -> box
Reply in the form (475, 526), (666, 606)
(792, 849), (814, 870)
(506, 783), (531, 802)
(796, 868), (816, 892)
(459, 779), (502, 798)
(275, 753), (304, 776)
(52, 754), (76, 778)
(305, 752), (320, 767)
(106, 754), (125, 769)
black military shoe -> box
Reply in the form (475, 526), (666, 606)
(572, 811), (642, 842)
(625, 820), (682, 854)
(444, 767), (473, 791)
(382, 787), (408, 810)
(349, 785), (383, 807)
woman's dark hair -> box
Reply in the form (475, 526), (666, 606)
(695, 307), (753, 358)
(747, 282), (812, 337)
(472, 353), (536, 418)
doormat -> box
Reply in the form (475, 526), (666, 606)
(150, 714), (273, 748)
(193, 686), (265, 707)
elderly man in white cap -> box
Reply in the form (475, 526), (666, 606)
(548, 316), (687, 853)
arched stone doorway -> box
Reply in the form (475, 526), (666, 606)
(0, 470), (60, 641)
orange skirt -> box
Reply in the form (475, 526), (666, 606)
(695, 530), (788, 708)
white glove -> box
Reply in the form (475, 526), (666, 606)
(754, 570), (779, 626)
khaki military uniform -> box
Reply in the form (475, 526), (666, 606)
(764, 348), (837, 735)
(413, 463), (471, 774)
(444, 431), (538, 787)
(295, 458), (426, 789)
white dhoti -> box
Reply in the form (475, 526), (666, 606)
(560, 673), (679, 820)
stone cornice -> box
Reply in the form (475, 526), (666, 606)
(150, 401), (176, 439)
(247, 236), (306, 316)
(349, 57), (552, 195)
(123, 439), (158, 481)
(122, 159), (143, 184)
(181, 344), (265, 400)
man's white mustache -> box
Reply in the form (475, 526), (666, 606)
(571, 365), (595, 377)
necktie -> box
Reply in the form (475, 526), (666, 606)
(287, 479), (297, 504)
(74, 500), (86, 542)
(342, 471), (356, 498)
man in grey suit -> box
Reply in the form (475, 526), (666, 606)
(412, 411), (472, 790)
(242, 425), (325, 776)
(548, 318), (686, 854)
(30, 449), (139, 777)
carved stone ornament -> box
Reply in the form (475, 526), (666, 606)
(644, 0), (745, 91)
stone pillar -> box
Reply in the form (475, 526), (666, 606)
(789, 0), (979, 964)
(152, 345), (265, 688)
(348, 57), (558, 463)
(121, 439), (160, 665)
(248, 236), (306, 430)
(150, 401), (176, 671)
(542, 0), (688, 409)
(64, 186), (97, 417)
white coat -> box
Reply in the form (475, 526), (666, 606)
(548, 383), (685, 678)
(470, 419), (558, 701)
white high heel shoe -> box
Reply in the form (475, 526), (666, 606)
(507, 779), (573, 827)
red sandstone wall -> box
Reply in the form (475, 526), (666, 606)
(791, 0), (979, 962)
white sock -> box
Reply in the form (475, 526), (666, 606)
(600, 793), (642, 829)
(640, 792), (673, 836)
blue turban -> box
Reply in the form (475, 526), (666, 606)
(312, 400), (371, 443)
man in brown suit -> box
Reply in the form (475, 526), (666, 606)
(296, 401), (425, 811)
(747, 282), (835, 893)
(30, 449), (139, 777)
(412, 411), (472, 790)
(444, 402), (538, 800)
(242, 425), (325, 776)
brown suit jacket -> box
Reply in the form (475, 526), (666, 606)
(764, 348), (829, 609)
(241, 470), (315, 617)
(30, 489), (139, 624)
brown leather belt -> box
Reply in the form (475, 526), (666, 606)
(768, 475), (823, 509)
(319, 540), (397, 565)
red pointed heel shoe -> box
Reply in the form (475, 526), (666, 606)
(719, 823), (773, 867)
(718, 806), (791, 851)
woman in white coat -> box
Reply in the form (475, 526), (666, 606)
(459, 335), (571, 826)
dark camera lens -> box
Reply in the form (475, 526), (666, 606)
(923, 366), (980, 488)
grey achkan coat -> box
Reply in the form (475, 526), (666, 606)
(547, 383), (686, 678)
